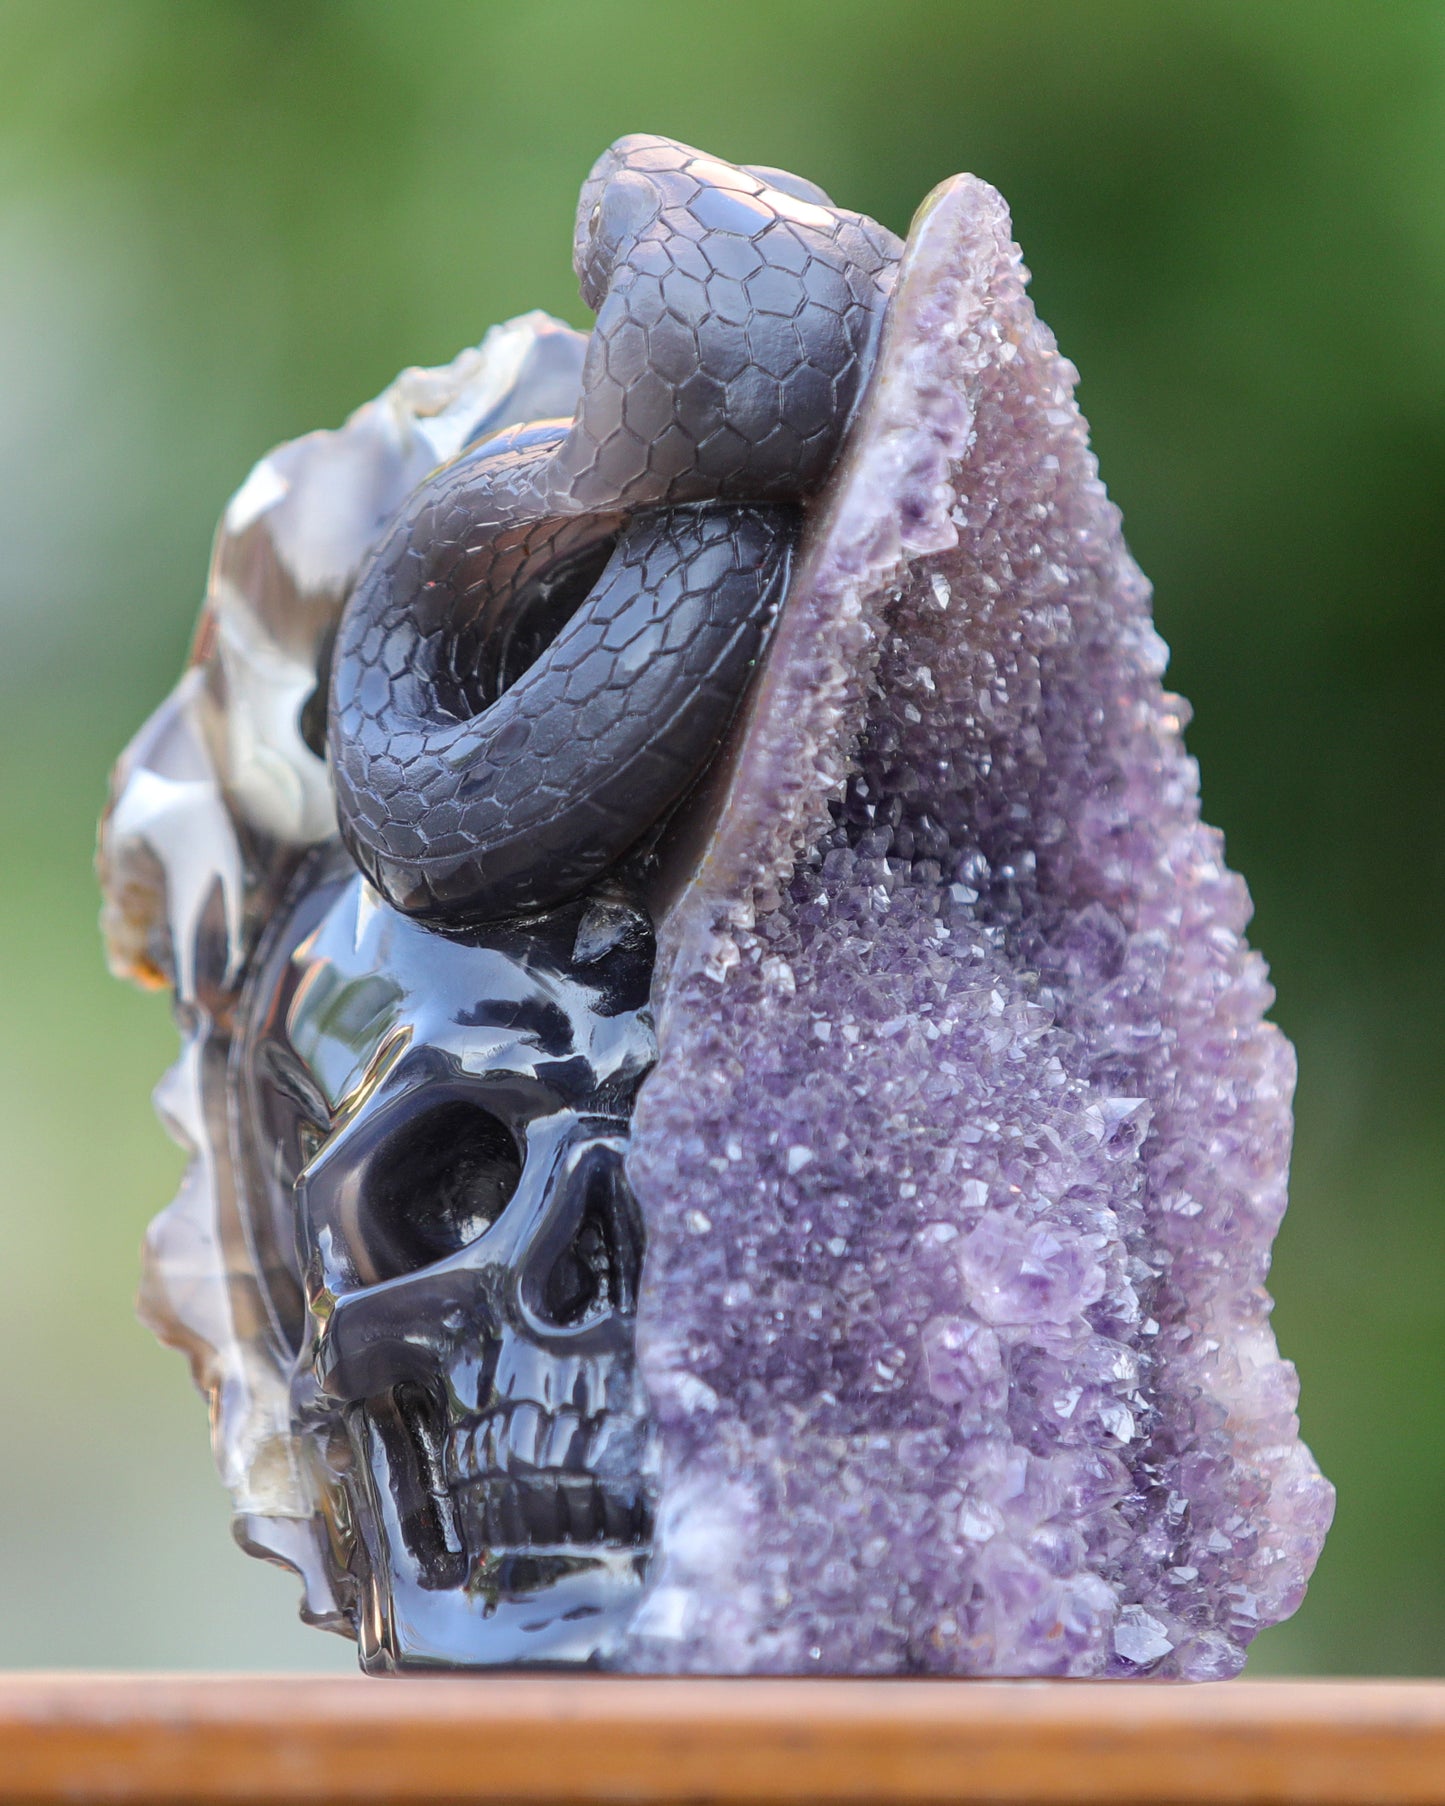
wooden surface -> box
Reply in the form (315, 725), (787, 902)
(0, 1675), (1442, 1806)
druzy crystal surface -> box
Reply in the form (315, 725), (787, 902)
(621, 177), (1331, 1676)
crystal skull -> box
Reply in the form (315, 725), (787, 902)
(236, 847), (657, 1669)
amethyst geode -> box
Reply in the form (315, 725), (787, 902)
(625, 176), (1332, 1676)
(99, 164), (1330, 1678)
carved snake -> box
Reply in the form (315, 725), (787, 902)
(328, 135), (902, 924)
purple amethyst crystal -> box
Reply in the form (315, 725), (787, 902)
(620, 176), (1331, 1677)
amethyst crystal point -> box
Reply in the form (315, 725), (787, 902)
(623, 176), (1331, 1677)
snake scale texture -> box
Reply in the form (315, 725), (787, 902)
(329, 134), (903, 924)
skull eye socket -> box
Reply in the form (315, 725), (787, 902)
(360, 1100), (523, 1280)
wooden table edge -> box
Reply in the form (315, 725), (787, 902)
(0, 1676), (1442, 1805)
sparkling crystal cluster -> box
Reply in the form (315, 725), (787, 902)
(622, 176), (1331, 1676)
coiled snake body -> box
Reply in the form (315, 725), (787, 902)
(329, 135), (902, 924)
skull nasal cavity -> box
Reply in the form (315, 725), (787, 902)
(541, 1158), (640, 1328)
(362, 1100), (523, 1280)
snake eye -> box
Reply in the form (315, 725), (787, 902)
(589, 202), (602, 236)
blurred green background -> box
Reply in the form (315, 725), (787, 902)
(0, 0), (1440, 1673)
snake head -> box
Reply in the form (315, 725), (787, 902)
(574, 137), (667, 314)
(572, 134), (842, 319)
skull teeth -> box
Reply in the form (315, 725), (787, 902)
(508, 1402), (546, 1470)
(446, 1405), (621, 1483)
(444, 1404), (649, 1546)
(460, 1474), (646, 1548)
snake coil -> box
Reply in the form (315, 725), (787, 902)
(328, 135), (901, 924)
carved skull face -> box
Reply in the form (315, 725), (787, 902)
(237, 848), (657, 1670)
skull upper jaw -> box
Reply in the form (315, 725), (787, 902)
(342, 1386), (650, 1673)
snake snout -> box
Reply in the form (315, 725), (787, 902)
(576, 168), (660, 315)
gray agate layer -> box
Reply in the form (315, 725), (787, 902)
(100, 163), (1331, 1677)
